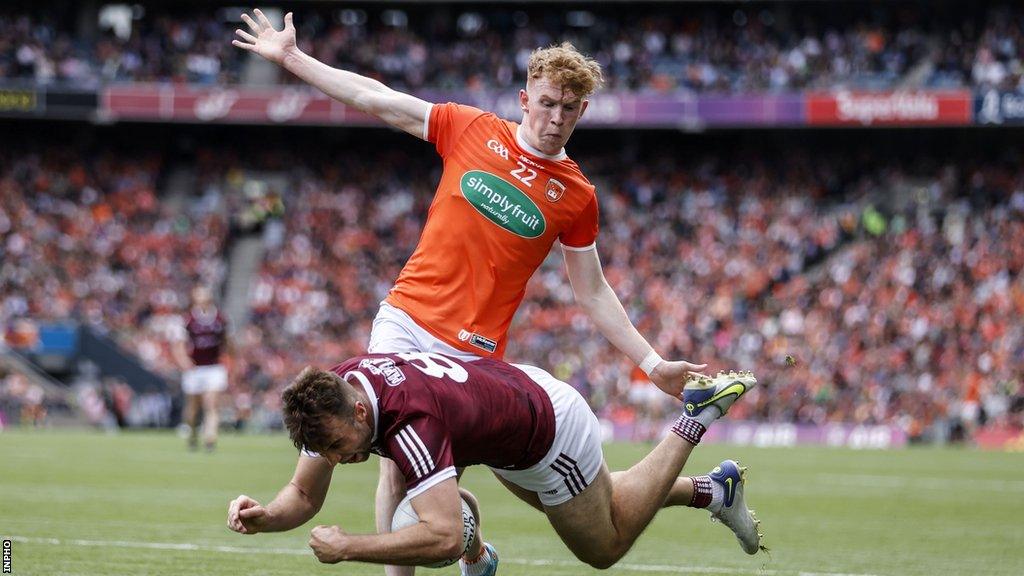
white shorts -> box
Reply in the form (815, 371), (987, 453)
(491, 364), (604, 507)
(367, 302), (481, 361)
(181, 364), (227, 395)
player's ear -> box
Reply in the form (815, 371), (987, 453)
(579, 99), (589, 119)
(519, 88), (529, 113)
(354, 401), (367, 423)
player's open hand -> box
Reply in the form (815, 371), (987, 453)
(309, 525), (349, 564)
(232, 9), (296, 66)
(227, 494), (268, 534)
(650, 359), (707, 397)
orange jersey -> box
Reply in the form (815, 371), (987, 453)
(385, 103), (599, 359)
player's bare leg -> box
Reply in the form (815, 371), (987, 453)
(542, 371), (761, 567)
(456, 487), (498, 576)
(377, 458), (414, 576)
(492, 472), (544, 512)
(183, 393), (201, 450)
(452, 472), (495, 576)
(663, 475), (696, 506)
(455, 487), (484, 559)
(542, 434), (696, 569)
(202, 390), (220, 451)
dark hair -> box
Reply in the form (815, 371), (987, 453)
(281, 366), (358, 453)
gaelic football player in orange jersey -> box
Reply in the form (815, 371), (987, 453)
(234, 10), (713, 576)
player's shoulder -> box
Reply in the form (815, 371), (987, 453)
(470, 107), (514, 137)
(558, 155), (596, 189)
(434, 102), (512, 142)
(436, 102), (493, 125)
(328, 356), (368, 379)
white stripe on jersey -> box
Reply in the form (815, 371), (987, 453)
(397, 427), (434, 479)
(405, 466), (457, 499)
(403, 426), (435, 472)
(395, 430), (427, 478)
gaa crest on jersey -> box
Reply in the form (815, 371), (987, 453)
(545, 178), (566, 203)
(359, 358), (407, 386)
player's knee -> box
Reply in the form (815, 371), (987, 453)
(575, 544), (624, 570)
(582, 553), (618, 570)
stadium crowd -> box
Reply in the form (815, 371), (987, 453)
(0, 144), (229, 402)
(3, 2), (1024, 92)
(8, 136), (1019, 441)
(237, 146), (1024, 441)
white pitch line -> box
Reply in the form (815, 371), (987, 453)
(8, 535), (883, 576)
(816, 473), (1024, 492)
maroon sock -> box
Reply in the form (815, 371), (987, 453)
(670, 415), (706, 445)
(688, 475), (713, 508)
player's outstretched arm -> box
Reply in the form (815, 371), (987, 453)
(563, 246), (706, 397)
(232, 9), (431, 139)
(227, 453), (334, 534)
(308, 477), (464, 565)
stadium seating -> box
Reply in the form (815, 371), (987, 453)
(2, 1), (1022, 443)
(3, 2), (1023, 92)
(6, 134), (1020, 441)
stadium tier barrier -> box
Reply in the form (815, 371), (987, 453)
(8, 82), (1024, 128)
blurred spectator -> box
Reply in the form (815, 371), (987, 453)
(1, 131), (1022, 444)
(3, 2), (1022, 93)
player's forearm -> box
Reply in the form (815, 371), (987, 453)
(260, 482), (321, 532)
(335, 524), (461, 565)
(577, 281), (654, 365)
(281, 48), (394, 117)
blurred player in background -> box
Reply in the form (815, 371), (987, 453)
(233, 9), (708, 576)
(226, 353), (762, 569)
(173, 286), (230, 452)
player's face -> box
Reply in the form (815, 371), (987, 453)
(192, 287), (212, 307)
(519, 75), (589, 155)
(318, 405), (373, 466)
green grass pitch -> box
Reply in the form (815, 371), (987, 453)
(1, 430), (1022, 575)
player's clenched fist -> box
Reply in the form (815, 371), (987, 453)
(309, 525), (348, 564)
(227, 494), (268, 534)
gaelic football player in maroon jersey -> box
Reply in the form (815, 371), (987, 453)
(227, 353), (764, 570)
(173, 286), (230, 451)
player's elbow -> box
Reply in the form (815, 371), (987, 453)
(437, 528), (464, 561)
(572, 285), (602, 312)
(427, 522), (464, 562)
(288, 481), (324, 517)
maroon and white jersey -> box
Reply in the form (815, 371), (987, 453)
(330, 352), (556, 498)
(184, 307), (227, 366)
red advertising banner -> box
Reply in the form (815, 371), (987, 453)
(103, 85), (973, 128)
(99, 84), (793, 128)
(102, 84), (379, 125)
(974, 425), (1024, 451)
(806, 90), (972, 126)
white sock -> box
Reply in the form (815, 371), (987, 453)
(709, 479), (725, 511)
(692, 405), (723, 428)
(460, 545), (493, 576)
